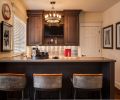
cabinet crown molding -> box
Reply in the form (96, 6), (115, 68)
(27, 10), (44, 16)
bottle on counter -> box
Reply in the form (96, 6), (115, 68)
(32, 48), (36, 59)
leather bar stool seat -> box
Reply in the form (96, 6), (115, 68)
(72, 73), (103, 99)
(33, 73), (63, 100)
(0, 73), (26, 100)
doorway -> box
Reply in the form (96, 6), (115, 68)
(80, 25), (102, 57)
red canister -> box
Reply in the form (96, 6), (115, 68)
(64, 49), (71, 57)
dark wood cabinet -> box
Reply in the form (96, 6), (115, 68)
(64, 10), (80, 45)
(27, 10), (80, 46)
(27, 10), (43, 46)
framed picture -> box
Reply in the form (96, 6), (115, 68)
(0, 21), (12, 51)
(116, 22), (120, 49)
(103, 25), (113, 49)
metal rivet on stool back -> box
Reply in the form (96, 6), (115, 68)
(73, 73), (103, 99)
(0, 73), (26, 100)
(33, 74), (63, 100)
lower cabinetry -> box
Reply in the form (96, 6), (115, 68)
(0, 61), (115, 99)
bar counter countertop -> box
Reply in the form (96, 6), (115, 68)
(0, 56), (116, 99)
(0, 56), (116, 62)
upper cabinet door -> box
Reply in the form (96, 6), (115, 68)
(27, 10), (43, 46)
(64, 10), (80, 46)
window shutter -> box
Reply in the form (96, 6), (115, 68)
(13, 16), (26, 53)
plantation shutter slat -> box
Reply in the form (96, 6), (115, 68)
(13, 16), (26, 53)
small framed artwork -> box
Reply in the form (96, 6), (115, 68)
(0, 21), (12, 52)
(103, 25), (113, 49)
(116, 22), (120, 49)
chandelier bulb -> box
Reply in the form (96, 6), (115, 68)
(53, 13), (55, 17)
(59, 15), (61, 18)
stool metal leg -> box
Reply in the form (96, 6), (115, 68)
(22, 90), (24, 100)
(34, 89), (36, 100)
(100, 89), (102, 99)
(59, 90), (61, 100)
(6, 91), (8, 100)
(74, 88), (76, 100)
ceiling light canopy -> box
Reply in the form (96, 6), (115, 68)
(44, 1), (61, 24)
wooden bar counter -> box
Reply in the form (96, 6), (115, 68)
(0, 57), (116, 99)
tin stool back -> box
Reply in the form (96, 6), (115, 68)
(33, 73), (63, 100)
(0, 73), (26, 100)
(73, 73), (103, 99)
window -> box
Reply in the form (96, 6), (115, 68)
(13, 16), (26, 53)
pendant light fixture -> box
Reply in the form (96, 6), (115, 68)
(44, 1), (61, 24)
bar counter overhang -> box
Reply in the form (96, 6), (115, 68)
(0, 57), (116, 99)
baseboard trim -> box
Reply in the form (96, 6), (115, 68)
(115, 81), (120, 90)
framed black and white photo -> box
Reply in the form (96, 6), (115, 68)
(116, 22), (120, 49)
(103, 25), (113, 49)
(0, 21), (12, 51)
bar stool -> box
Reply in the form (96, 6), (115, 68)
(73, 73), (103, 99)
(33, 73), (63, 100)
(0, 73), (26, 100)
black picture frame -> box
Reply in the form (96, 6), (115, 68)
(103, 25), (113, 49)
(0, 21), (12, 52)
(116, 22), (120, 49)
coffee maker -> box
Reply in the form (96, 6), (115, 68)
(32, 47), (49, 59)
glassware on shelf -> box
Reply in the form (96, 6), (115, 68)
(54, 37), (57, 44)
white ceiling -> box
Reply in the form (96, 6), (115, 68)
(22, 0), (120, 12)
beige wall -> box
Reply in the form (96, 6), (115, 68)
(102, 1), (120, 89)
(80, 12), (103, 23)
(12, 0), (27, 23)
(0, 0), (27, 58)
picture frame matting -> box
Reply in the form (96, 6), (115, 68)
(0, 21), (12, 52)
(103, 25), (113, 49)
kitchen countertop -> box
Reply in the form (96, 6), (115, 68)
(0, 56), (116, 62)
